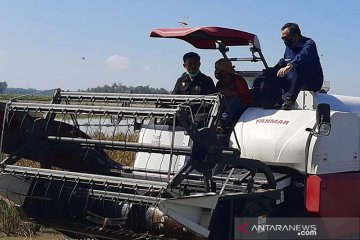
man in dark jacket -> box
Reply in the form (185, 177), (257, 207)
(173, 52), (216, 95)
(276, 23), (324, 110)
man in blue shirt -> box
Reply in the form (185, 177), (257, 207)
(276, 23), (324, 110)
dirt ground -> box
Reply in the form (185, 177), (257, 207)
(0, 229), (64, 240)
(0, 231), (175, 240)
(0, 234), (63, 240)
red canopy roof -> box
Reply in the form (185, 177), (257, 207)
(150, 26), (259, 49)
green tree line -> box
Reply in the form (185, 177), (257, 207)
(85, 83), (170, 94)
(0, 81), (170, 95)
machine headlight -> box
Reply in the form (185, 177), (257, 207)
(318, 123), (331, 136)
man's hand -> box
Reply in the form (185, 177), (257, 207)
(277, 65), (292, 77)
(221, 88), (238, 96)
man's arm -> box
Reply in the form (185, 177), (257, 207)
(203, 76), (216, 94)
(221, 88), (239, 96)
(290, 39), (319, 68)
(278, 38), (320, 77)
(172, 78), (182, 94)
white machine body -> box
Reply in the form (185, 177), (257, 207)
(231, 91), (360, 174)
(134, 125), (189, 174)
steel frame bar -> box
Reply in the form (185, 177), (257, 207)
(47, 136), (192, 156)
(59, 91), (218, 105)
(7, 102), (178, 118)
(2, 165), (168, 191)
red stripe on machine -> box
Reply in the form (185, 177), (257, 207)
(306, 175), (321, 213)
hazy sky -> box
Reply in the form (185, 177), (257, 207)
(0, 0), (359, 96)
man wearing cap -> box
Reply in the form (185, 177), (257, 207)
(173, 52), (216, 95)
(214, 58), (252, 133)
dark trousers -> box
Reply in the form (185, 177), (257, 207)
(219, 96), (246, 128)
(278, 70), (323, 101)
(278, 70), (300, 101)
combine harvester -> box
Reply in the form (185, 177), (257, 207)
(0, 27), (359, 240)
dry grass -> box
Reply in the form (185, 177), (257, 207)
(5, 131), (139, 168)
(91, 130), (139, 166)
(0, 233), (63, 240)
(15, 160), (40, 168)
(0, 200), (38, 237)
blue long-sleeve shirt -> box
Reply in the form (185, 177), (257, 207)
(284, 36), (324, 82)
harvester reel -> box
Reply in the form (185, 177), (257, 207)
(1, 109), (122, 173)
